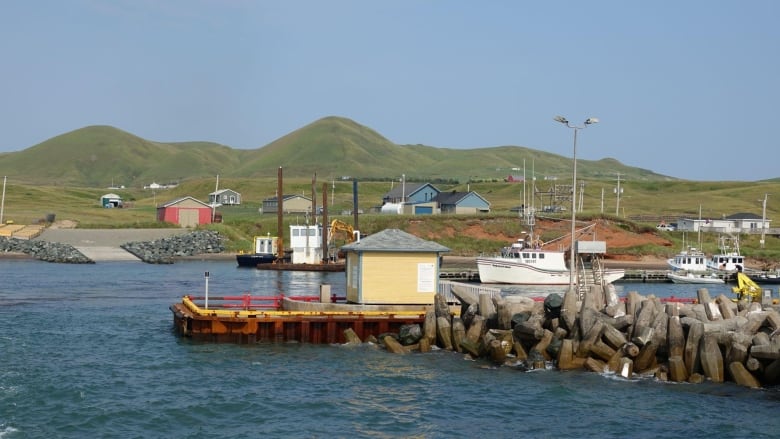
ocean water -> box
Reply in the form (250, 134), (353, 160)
(1, 259), (779, 438)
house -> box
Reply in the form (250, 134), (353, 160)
(209, 189), (241, 206)
(380, 182), (491, 215)
(677, 212), (771, 234)
(340, 229), (450, 305)
(157, 196), (214, 227)
(100, 193), (123, 208)
(380, 182), (441, 214)
(382, 183), (440, 205)
(434, 191), (490, 214)
(261, 194), (312, 215)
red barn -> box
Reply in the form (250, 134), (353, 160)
(157, 196), (214, 227)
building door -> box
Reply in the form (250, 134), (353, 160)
(178, 209), (199, 227)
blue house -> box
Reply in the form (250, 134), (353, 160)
(380, 183), (490, 215)
(434, 191), (490, 214)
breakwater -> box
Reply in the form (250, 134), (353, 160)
(1, 230), (225, 264)
(371, 285), (780, 389)
(120, 230), (225, 263)
(0, 236), (92, 263)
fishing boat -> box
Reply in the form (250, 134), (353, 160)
(236, 235), (278, 267)
(706, 235), (745, 273)
(667, 246), (708, 273)
(748, 271), (780, 285)
(667, 271), (725, 284)
(475, 213), (624, 286)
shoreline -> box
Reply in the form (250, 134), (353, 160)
(0, 250), (670, 271)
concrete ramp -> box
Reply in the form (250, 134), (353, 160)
(35, 228), (189, 262)
(75, 246), (141, 262)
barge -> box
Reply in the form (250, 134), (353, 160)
(170, 295), (427, 344)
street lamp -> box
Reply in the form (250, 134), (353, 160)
(554, 115), (599, 294)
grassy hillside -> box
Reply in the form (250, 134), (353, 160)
(3, 177), (780, 263)
(0, 116), (676, 187)
(0, 126), (249, 187)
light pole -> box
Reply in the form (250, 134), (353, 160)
(554, 116), (599, 293)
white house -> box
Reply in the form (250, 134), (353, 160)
(677, 212), (771, 234)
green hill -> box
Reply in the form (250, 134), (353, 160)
(0, 116), (674, 187)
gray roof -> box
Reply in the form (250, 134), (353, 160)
(209, 188), (239, 196)
(341, 229), (450, 253)
(725, 212), (763, 220)
(383, 183), (436, 199)
(434, 191), (469, 204)
(262, 194), (312, 202)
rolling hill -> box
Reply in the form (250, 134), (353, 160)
(0, 116), (673, 187)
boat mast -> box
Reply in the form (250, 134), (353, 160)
(523, 160), (536, 243)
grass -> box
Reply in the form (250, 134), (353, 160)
(3, 178), (780, 265)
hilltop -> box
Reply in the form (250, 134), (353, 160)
(0, 116), (672, 187)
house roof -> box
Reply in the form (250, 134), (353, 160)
(341, 229), (450, 253)
(262, 194), (312, 202)
(383, 183), (438, 199)
(209, 188), (239, 196)
(434, 191), (489, 206)
(725, 212), (763, 220)
(159, 196), (211, 208)
(682, 212), (770, 222)
(101, 193), (121, 199)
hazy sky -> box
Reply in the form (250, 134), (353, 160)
(1, 1), (777, 181)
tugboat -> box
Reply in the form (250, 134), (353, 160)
(236, 234), (278, 267)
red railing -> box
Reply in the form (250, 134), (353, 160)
(186, 293), (348, 310)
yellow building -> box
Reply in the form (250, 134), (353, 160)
(341, 229), (450, 305)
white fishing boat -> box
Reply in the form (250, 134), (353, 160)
(667, 271), (725, 284)
(667, 246), (708, 273)
(706, 235), (745, 273)
(476, 218), (624, 286)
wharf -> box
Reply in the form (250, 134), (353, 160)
(255, 262), (345, 272)
(170, 296), (425, 344)
(619, 269), (671, 283)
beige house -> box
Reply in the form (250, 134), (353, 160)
(340, 229), (450, 305)
(261, 194), (312, 215)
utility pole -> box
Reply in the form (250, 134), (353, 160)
(614, 173), (623, 217)
(600, 187), (604, 213)
(761, 193), (769, 248)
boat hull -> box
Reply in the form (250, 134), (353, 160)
(667, 272), (725, 284)
(476, 256), (624, 285)
(236, 253), (276, 267)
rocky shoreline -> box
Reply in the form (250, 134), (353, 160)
(120, 230), (225, 263)
(0, 230), (226, 264)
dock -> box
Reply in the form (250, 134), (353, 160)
(620, 269), (672, 283)
(170, 295), (426, 344)
(255, 262), (345, 272)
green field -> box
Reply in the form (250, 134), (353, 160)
(3, 177), (779, 264)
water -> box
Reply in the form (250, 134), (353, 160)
(1, 259), (779, 438)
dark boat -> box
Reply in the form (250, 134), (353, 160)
(236, 235), (278, 267)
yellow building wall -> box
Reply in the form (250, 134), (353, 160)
(346, 252), (439, 304)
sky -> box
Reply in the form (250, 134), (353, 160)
(1, 1), (778, 181)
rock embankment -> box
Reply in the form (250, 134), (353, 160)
(0, 237), (93, 263)
(368, 285), (780, 389)
(121, 230), (225, 264)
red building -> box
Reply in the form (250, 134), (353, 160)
(156, 196), (214, 227)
